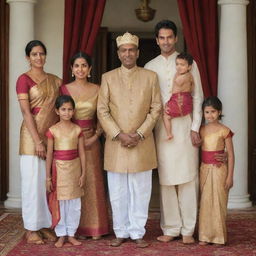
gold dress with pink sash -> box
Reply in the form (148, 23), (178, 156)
(61, 85), (109, 236)
(199, 125), (233, 244)
(46, 123), (84, 228)
(16, 73), (61, 155)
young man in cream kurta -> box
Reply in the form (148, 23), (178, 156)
(145, 20), (204, 244)
(97, 32), (162, 248)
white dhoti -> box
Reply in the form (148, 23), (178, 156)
(55, 198), (81, 237)
(20, 155), (51, 231)
(107, 170), (152, 240)
(160, 179), (198, 236)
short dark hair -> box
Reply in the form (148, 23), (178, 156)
(55, 95), (75, 110)
(202, 96), (223, 119)
(25, 40), (47, 56)
(155, 20), (177, 38)
(176, 52), (193, 66)
(70, 51), (92, 67)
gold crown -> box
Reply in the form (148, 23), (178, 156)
(116, 32), (139, 48)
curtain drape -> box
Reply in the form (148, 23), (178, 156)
(62, 0), (106, 84)
(0, 0), (9, 201)
(177, 0), (219, 97)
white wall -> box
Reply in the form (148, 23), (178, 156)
(33, 0), (183, 78)
(34, 0), (64, 78)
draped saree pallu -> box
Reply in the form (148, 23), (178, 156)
(48, 149), (83, 228)
(74, 118), (109, 237)
(199, 127), (234, 244)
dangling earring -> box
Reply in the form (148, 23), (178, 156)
(72, 72), (74, 77)
(87, 73), (91, 78)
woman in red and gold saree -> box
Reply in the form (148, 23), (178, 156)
(199, 96), (234, 245)
(61, 52), (109, 239)
(16, 40), (61, 244)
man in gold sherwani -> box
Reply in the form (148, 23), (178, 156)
(97, 32), (162, 248)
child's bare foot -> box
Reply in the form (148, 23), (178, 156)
(55, 236), (65, 248)
(92, 235), (101, 240)
(199, 241), (208, 246)
(157, 235), (175, 242)
(167, 134), (173, 140)
(182, 235), (195, 244)
(68, 236), (82, 246)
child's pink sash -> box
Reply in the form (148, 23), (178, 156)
(201, 150), (224, 165)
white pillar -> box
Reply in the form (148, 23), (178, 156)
(5, 0), (37, 208)
(218, 0), (251, 208)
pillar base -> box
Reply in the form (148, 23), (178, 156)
(4, 193), (21, 209)
(227, 194), (252, 209)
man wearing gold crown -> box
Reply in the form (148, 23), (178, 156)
(97, 32), (162, 248)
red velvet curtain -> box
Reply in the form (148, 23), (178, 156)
(177, 0), (218, 97)
(62, 0), (106, 84)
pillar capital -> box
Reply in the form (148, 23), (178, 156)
(7, 0), (37, 4)
(218, 0), (249, 5)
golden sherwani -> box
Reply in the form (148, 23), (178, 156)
(97, 65), (162, 173)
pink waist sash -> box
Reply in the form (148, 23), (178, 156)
(73, 119), (93, 128)
(31, 107), (40, 115)
(201, 150), (224, 164)
(53, 149), (78, 160)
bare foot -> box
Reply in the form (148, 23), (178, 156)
(26, 231), (44, 245)
(157, 235), (175, 242)
(55, 237), (65, 248)
(68, 236), (82, 246)
(78, 235), (87, 240)
(92, 235), (101, 240)
(182, 235), (195, 244)
(199, 241), (208, 245)
(167, 134), (173, 140)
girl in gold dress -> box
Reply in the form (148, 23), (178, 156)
(199, 96), (235, 245)
(46, 95), (86, 248)
(61, 52), (109, 239)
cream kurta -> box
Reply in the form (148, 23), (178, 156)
(97, 65), (162, 173)
(145, 52), (204, 185)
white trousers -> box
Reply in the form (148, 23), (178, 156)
(55, 198), (81, 237)
(20, 155), (51, 231)
(160, 178), (198, 236)
(107, 170), (152, 240)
